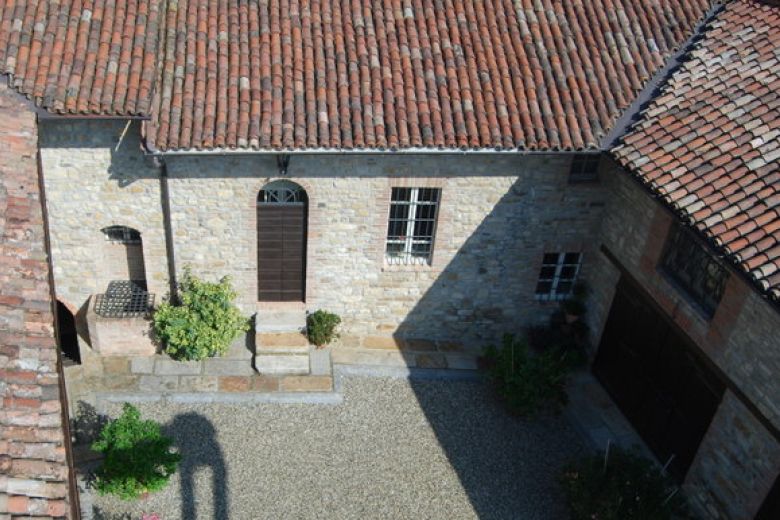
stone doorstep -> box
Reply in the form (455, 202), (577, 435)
(254, 353), (310, 375)
(256, 331), (310, 353)
(255, 306), (307, 333)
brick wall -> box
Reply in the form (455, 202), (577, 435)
(590, 157), (780, 519)
(0, 83), (72, 517)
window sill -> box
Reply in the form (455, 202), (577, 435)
(382, 259), (435, 272)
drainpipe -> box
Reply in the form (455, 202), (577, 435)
(157, 157), (178, 303)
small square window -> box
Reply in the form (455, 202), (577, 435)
(535, 252), (583, 300)
(569, 154), (600, 183)
(661, 225), (729, 318)
(385, 187), (441, 265)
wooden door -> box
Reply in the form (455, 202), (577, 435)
(257, 204), (306, 301)
(593, 278), (725, 480)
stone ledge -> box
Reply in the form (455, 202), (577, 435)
(279, 375), (333, 392)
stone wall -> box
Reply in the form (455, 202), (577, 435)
(38, 120), (610, 350)
(38, 120), (167, 311)
(0, 82), (72, 517)
(590, 157), (780, 519)
(165, 153), (607, 347)
(686, 391), (780, 520)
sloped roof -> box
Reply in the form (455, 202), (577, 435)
(613, 0), (780, 300)
(0, 0), (714, 151)
(0, 0), (161, 116)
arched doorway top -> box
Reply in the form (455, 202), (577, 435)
(258, 180), (308, 205)
(101, 225), (142, 244)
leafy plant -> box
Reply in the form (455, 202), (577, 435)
(306, 310), (341, 347)
(561, 445), (691, 520)
(153, 268), (249, 361)
(92, 403), (181, 501)
(481, 333), (573, 416)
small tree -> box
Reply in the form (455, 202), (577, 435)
(153, 268), (249, 361)
(481, 333), (573, 416)
(92, 404), (181, 500)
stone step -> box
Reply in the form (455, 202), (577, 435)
(254, 353), (310, 375)
(224, 334), (254, 360)
(255, 304), (307, 333)
(256, 332), (310, 354)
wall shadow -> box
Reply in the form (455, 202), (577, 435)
(393, 178), (593, 518)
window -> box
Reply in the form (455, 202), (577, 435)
(661, 225), (728, 318)
(535, 252), (582, 300)
(102, 225), (141, 244)
(569, 154), (600, 183)
(385, 187), (441, 265)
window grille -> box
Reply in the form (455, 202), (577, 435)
(569, 154), (600, 183)
(385, 187), (441, 265)
(258, 181), (307, 204)
(661, 225), (728, 318)
(94, 280), (154, 318)
(102, 226), (141, 244)
(535, 252), (582, 300)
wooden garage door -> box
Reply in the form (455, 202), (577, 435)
(257, 204), (306, 302)
(593, 278), (725, 480)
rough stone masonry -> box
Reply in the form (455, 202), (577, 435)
(0, 82), (73, 518)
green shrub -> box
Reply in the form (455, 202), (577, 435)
(92, 403), (181, 501)
(562, 446), (691, 520)
(481, 333), (572, 416)
(306, 310), (341, 347)
(153, 268), (249, 361)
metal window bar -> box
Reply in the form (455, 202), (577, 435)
(94, 280), (155, 318)
(385, 187), (440, 265)
(103, 226), (142, 244)
(535, 252), (582, 301)
(661, 226), (728, 317)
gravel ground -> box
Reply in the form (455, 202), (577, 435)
(81, 374), (583, 520)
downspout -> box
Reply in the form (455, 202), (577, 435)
(141, 121), (179, 302)
(158, 156), (178, 303)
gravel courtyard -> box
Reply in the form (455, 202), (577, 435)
(83, 374), (584, 519)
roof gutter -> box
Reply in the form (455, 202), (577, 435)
(143, 147), (598, 157)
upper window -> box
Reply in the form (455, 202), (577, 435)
(102, 225), (141, 244)
(385, 187), (441, 265)
(535, 252), (582, 300)
(661, 225), (728, 318)
(569, 154), (600, 183)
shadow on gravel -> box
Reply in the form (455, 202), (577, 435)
(168, 413), (229, 520)
(393, 176), (588, 519)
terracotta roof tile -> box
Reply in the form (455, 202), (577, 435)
(0, 0), (161, 115)
(613, 0), (780, 300)
(0, 0), (713, 149)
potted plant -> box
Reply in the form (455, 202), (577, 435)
(306, 310), (341, 347)
(562, 298), (586, 323)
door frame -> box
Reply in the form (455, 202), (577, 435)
(256, 181), (308, 302)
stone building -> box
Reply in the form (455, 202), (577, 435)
(0, 0), (778, 519)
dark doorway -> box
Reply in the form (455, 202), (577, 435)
(756, 473), (780, 520)
(593, 278), (725, 480)
(257, 181), (307, 302)
(56, 301), (80, 364)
